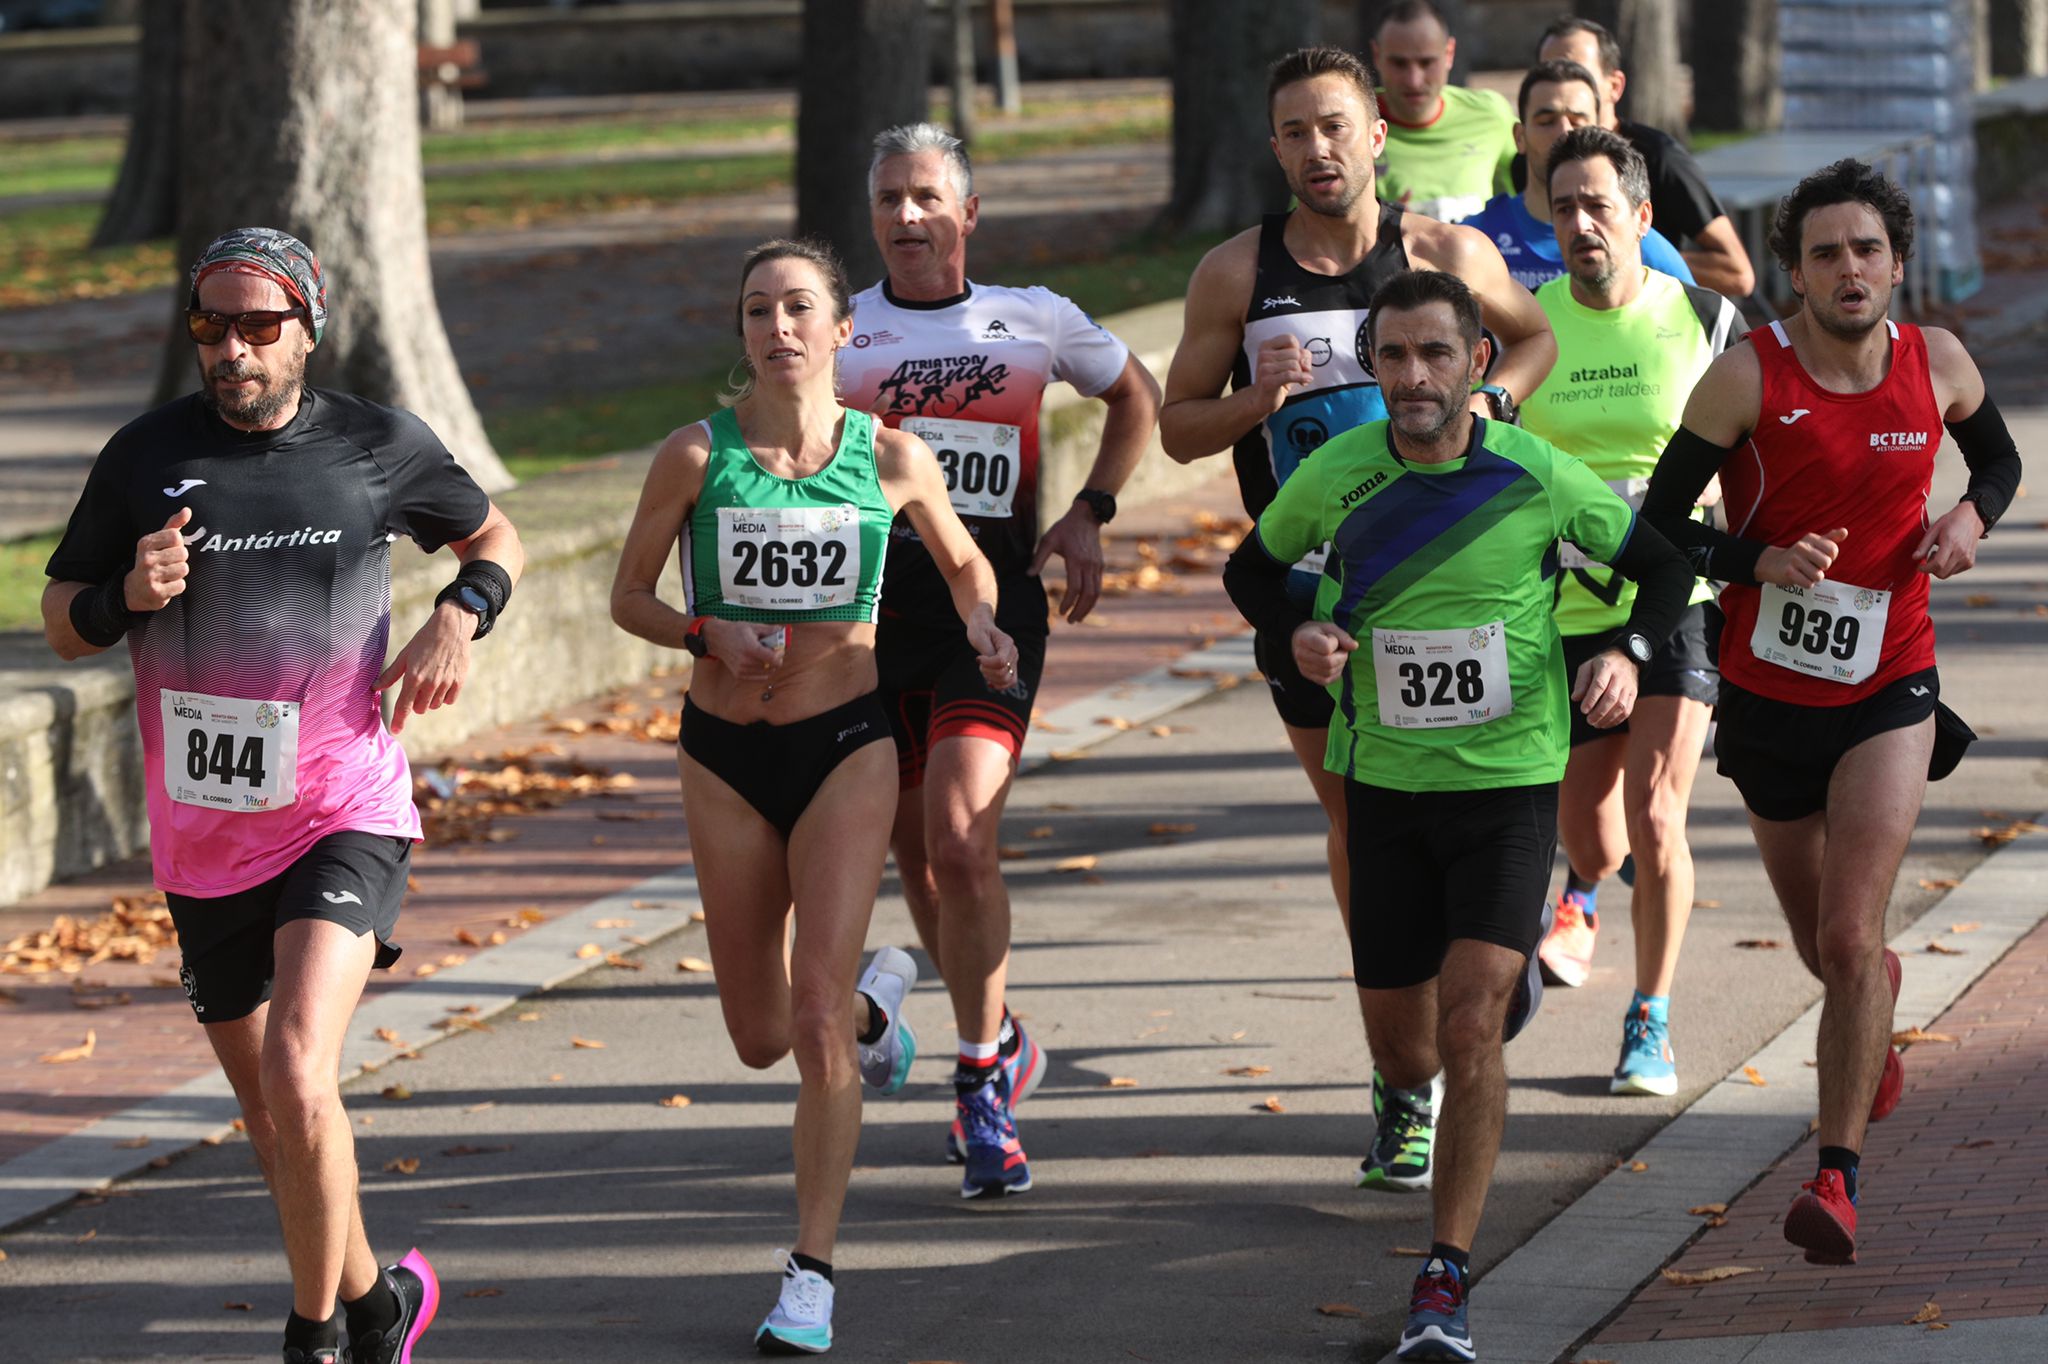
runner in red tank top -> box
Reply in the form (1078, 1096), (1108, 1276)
(1642, 161), (2022, 1270)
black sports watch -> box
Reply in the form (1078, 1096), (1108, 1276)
(1478, 384), (1517, 425)
(682, 616), (711, 658)
(436, 582), (494, 639)
(1073, 488), (1118, 524)
(1614, 631), (1654, 666)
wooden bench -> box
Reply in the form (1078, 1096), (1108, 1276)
(418, 39), (485, 94)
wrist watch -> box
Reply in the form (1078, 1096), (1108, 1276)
(436, 582), (494, 639)
(1478, 384), (1517, 425)
(1073, 488), (1117, 524)
(1615, 631), (1653, 666)
(682, 616), (711, 658)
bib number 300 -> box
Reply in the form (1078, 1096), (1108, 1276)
(718, 504), (862, 611)
(1372, 622), (1512, 729)
(901, 415), (1021, 519)
(160, 690), (299, 812)
(1750, 580), (1888, 684)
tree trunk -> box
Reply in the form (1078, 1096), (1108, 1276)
(1990, 0), (2048, 77)
(1691, 0), (1778, 133)
(796, 0), (930, 285)
(162, 0), (509, 492)
(1581, 0), (1688, 136)
(1160, 0), (1319, 238)
(91, 0), (180, 249)
(100, 0), (143, 23)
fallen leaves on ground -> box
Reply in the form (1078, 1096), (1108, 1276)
(414, 746), (635, 844)
(997, 846), (1030, 859)
(1893, 1028), (1955, 1045)
(1906, 1301), (1943, 1325)
(1735, 938), (1784, 950)
(676, 956), (713, 973)
(1918, 878), (1961, 891)
(465, 1287), (503, 1299)
(72, 990), (132, 1010)
(1027, 825), (1055, 839)
(570, 1036), (606, 1049)
(75, 1228), (96, 1243)
(40, 1031), (97, 1064)
(659, 1094), (692, 1108)
(113, 1136), (150, 1150)
(1950, 921), (1980, 933)
(1147, 822), (1197, 836)
(1258, 1095), (1286, 1112)
(442, 1144), (511, 1157)
(381, 1084), (413, 1101)
(1742, 1066), (1767, 1087)
(1387, 1246), (1429, 1258)
(1963, 594), (1998, 608)
(575, 943), (603, 959)
(1223, 1064), (1273, 1078)
(1955, 1138), (1996, 1150)
(383, 1157), (421, 1175)
(434, 1015), (490, 1034)
(1688, 1203), (1728, 1216)
(1628, 1161), (1649, 1172)
(604, 952), (643, 971)
(223, 1301), (253, 1311)
(1926, 941), (1965, 955)
(1974, 819), (2043, 848)
(4, 893), (176, 977)
(1103, 1076), (1140, 1088)
(465, 1101), (496, 1114)
(374, 1028), (406, 1045)
(1315, 1303), (1364, 1318)
(1055, 854), (1100, 872)
(516, 1012), (541, 1022)
(1660, 1265), (1757, 1286)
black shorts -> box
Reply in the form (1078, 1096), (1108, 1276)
(1561, 602), (1719, 747)
(1715, 667), (1939, 822)
(681, 690), (892, 835)
(165, 831), (409, 1024)
(877, 610), (1048, 788)
(1345, 781), (1560, 990)
(1254, 626), (1335, 731)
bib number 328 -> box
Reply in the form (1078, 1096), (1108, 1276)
(1750, 580), (1887, 684)
(160, 690), (299, 812)
(718, 504), (862, 611)
(1372, 622), (1513, 729)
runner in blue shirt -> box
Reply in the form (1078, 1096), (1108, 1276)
(1459, 60), (1693, 291)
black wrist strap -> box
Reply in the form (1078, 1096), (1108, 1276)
(437, 559), (513, 637)
(69, 573), (142, 648)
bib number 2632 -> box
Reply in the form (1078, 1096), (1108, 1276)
(160, 690), (299, 812)
(718, 504), (862, 611)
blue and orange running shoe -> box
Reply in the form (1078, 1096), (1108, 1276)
(956, 1064), (1032, 1198)
(1611, 1001), (1678, 1096)
(1397, 1256), (1475, 1361)
(1538, 886), (1596, 989)
(946, 1017), (1045, 1164)
(346, 1249), (439, 1364)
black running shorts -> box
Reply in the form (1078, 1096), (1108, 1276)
(1714, 666), (1939, 822)
(1254, 626), (1336, 731)
(165, 831), (409, 1024)
(878, 608), (1048, 787)
(1344, 781), (1560, 990)
(1561, 602), (1719, 748)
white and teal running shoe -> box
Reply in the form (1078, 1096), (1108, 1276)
(756, 1252), (834, 1355)
(855, 946), (918, 1095)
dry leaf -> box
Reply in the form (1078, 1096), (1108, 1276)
(1735, 938), (1784, 950)
(1387, 1246), (1430, 1258)
(1055, 854), (1100, 872)
(1315, 1303), (1365, 1318)
(75, 1228), (97, 1243)
(465, 1101), (496, 1114)
(676, 956), (713, 973)
(1893, 1028), (1955, 1045)
(40, 1030), (97, 1064)
(381, 1084), (413, 1101)
(465, 1287), (503, 1299)
(113, 1136), (150, 1150)
(1928, 1322), (1951, 1331)
(1917, 879), (1961, 891)
(224, 1301), (253, 1311)
(1147, 821), (1197, 836)
(1905, 1301), (1942, 1325)
(442, 1144), (511, 1157)
(1104, 1076), (1140, 1088)
(148, 1157), (171, 1169)
(1688, 1203), (1728, 1216)
(1659, 1265), (1758, 1286)
(515, 907), (546, 924)
(1704, 1215), (1728, 1228)
(517, 1011), (541, 1022)
(1963, 593), (1997, 608)
(1230, 1029), (1248, 1040)
(1926, 941), (1965, 955)
(447, 1004), (481, 1015)
(1742, 1066), (1767, 1087)
(1259, 1095), (1286, 1112)
(1955, 1138), (1995, 1149)
(575, 943), (603, 959)
(1224, 1064), (1273, 1077)
(374, 1028), (404, 1045)
(383, 1157), (421, 1175)
(1027, 825), (1055, 839)
(413, 964), (438, 978)
(1629, 1161), (1649, 1172)
(593, 918), (634, 929)
(1950, 921), (1980, 933)
(659, 1094), (693, 1108)
(1692, 899), (1721, 909)
(1080, 873), (1106, 885)
(488, 930), (507, 946)
(571, 1036), (606, 1049)
(997, 845), (1030, 859)
(454, 928), (484, 947)
(604, 952), (644, 971)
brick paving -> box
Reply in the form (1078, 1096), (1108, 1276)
(1596, 919), (2048, 1344)
(0, 475), (1245, 1171)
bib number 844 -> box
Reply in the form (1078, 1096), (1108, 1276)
(187, 729), (268, 787)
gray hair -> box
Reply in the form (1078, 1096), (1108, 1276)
(868, 122), (975, 203)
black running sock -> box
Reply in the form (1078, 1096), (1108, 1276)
(343, 1276), (400, 1344)
(998, 1009), (1019, 1057)
(790, 1252), (834, 1283)
(1818, 1145), (1860, 1201)
(855, 991), (887, 1045)
(1427, 1242), (1470, 1275)
(1565, 869), (1599, 895)
(284, 1311), (339, 1353)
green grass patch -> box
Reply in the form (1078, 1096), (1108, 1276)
(0, 134), (126, 199)
(0, 199), (174, 308)
(0, 533), (61, 633)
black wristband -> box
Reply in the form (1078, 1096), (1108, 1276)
(68, 574), (142, 648)
(436, 559), (512, 639)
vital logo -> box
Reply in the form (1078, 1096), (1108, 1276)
(1262, 295), (1299, 309)
(163, 478), (207, 497)
(1779, 408), (1811, 425)
(321, 890), (364, 906)
(875, 355), (1011, 417)
(1870, 431), (1930, 449)
(1567, 363), (1639, 383)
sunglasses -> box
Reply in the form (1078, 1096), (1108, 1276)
(184, 309), (304, 346)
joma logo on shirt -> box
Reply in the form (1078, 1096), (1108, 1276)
(1339, 470), (1389, 508)
(1869, 432), (1929, 449)
(194, 527), (343, 553)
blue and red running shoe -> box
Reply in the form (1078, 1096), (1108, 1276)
(956, 1063), (1032, 1198)
(946, 1018), (1045, 1164)
(347, 1249), (439, 1364)
(1397, 1256), (1475, 1361)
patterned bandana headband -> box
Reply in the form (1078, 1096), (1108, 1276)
(188, 227), (327, 344)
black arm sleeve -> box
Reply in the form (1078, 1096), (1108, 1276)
(1642, 425), (1768, 587)
(1948, 394), (2023, 533)
(1222, 530), (1312, 642)
(1608, 516), (1694, 651)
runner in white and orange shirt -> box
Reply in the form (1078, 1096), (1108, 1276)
(42, 228), (522, 1364)
(840, 121), (1161, 1200)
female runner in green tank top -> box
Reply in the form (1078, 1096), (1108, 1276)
(611, 239), (1016, 1355)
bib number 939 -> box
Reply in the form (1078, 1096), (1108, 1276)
(1750, 580), (1888, 685)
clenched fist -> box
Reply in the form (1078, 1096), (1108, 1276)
(127, 508), (192, 611)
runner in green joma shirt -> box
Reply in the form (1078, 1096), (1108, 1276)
(1225, 269), (1690, 1363)
(1520, 127), (1744, 1097)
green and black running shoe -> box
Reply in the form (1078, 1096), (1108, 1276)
(1358, 1068), (1441, 1192)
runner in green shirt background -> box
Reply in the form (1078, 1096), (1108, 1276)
(1370, 0), (1517, 222)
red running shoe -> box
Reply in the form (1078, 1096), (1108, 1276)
(1785, 1168), (1858, 1264)
(1871, 948), (1904, 1122)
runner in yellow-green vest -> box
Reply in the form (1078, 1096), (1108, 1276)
(1518, 127), (1744, 1100)
(1370, 0), (1517, 222)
